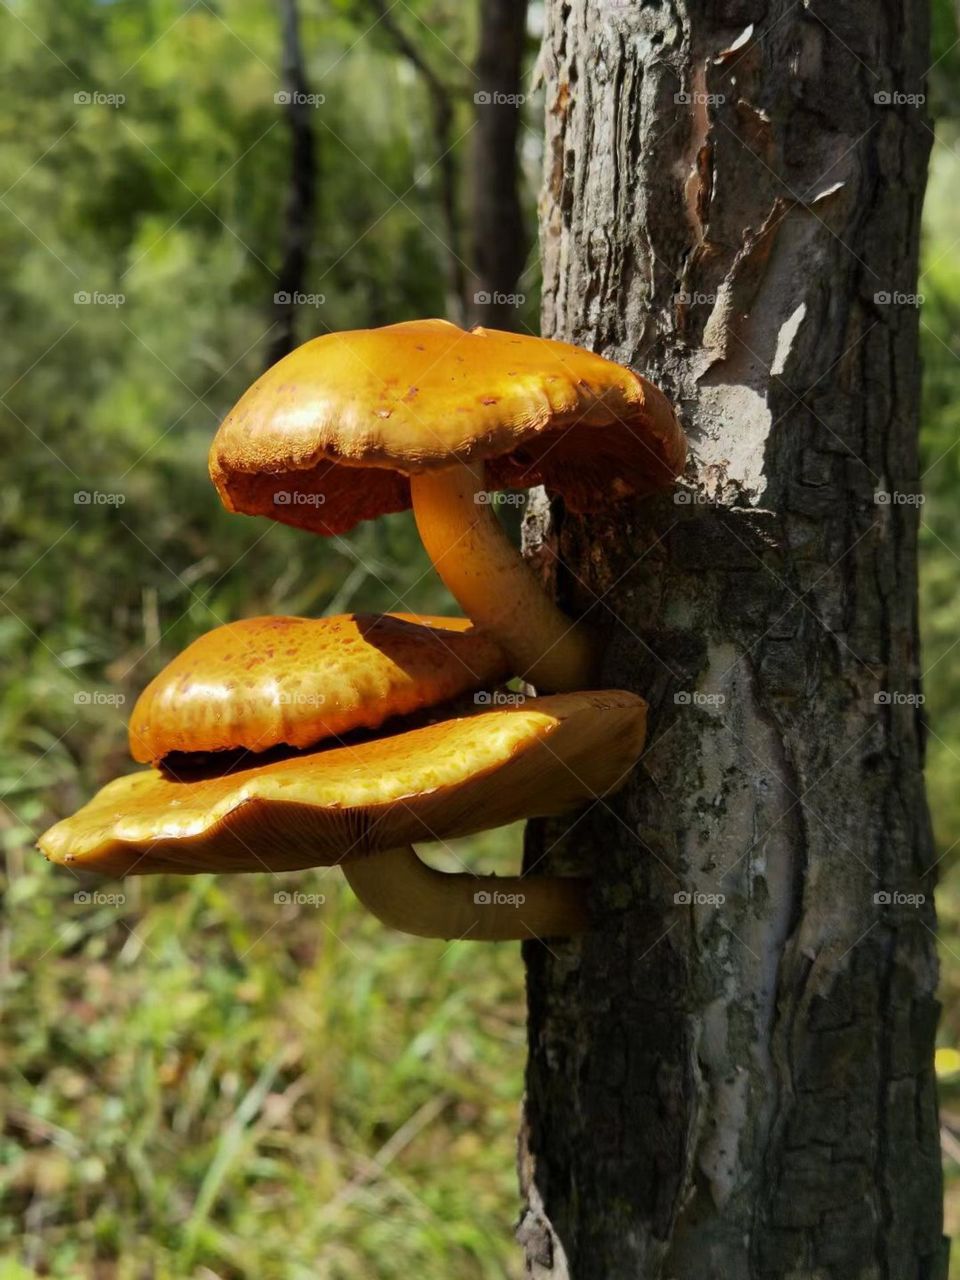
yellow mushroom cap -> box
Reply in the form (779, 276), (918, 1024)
(40, 690), (647, 878)
(209, 319), (686, 536)
(128, 613), (508, 764)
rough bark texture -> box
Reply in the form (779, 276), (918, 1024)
(466, 0), (529, 329)
(519, 2), (943, 1277)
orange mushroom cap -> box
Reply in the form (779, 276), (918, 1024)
(209, 319), (685, 536)
(128, 612), (508, 765)
(40, 690), (647, 878)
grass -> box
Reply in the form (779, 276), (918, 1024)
(2, 826), (528, 1278)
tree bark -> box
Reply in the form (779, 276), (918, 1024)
(466, 0), (529, 329)
(519, 3), (943, 1278)
(268, 0), (317, 368)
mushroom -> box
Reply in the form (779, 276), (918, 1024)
(128, 612), (508, 764)
(39, 690), (647, 941)
(209, 319), (685, 693)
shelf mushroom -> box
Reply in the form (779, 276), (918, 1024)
(39, 690), (648, 941)
(128, 611), (508, 763)
(209, 319), (685, 693)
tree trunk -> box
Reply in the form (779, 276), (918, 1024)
(466, 0), (529, 329)
(268, 0), (317, 367)
(519, 3), (943, 1278)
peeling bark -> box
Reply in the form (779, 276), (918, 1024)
(520, 2), (943, 1277)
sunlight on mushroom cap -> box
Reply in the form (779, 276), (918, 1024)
(209, 318), (686, 536)
(40, 690), (647, 878)
(129, 612), (508, 764)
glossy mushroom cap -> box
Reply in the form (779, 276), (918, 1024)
(209, 319), (685, 536)
(39, 690), (647, 877)
(128, 613), (507, 764)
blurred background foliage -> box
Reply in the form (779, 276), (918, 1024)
(0, 1), (958, 1276)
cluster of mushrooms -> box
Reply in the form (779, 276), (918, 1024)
(40, 320), (685, 941)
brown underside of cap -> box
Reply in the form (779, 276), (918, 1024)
(39, 690), (648, 877)
(128, 613), (508, 764)
(209, 319), (686, 535)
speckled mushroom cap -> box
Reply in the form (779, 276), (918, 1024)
(129, 613), (508, 765)
(209, 319), (685, 536)
(39, 690), (648, 877)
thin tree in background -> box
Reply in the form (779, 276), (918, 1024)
(466, 0), (528, 329)
(367, 0), (466, 323)
(268, 0), (317, 367)
(519, 2), (943, 1276)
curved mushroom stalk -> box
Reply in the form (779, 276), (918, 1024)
(341, 845), (588, 941)
(410, 459), (598, 693)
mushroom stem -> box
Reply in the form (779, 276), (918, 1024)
(341, 845), (588, 940)
(409, 460), (597, 692)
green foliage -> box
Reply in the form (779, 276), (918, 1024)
(1, 2), (533, 1276)
(2, 0), (959, 1275)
